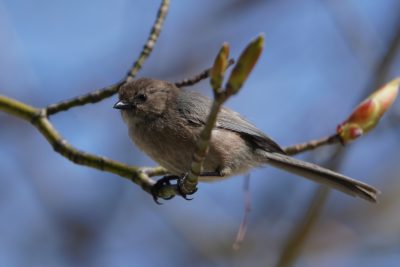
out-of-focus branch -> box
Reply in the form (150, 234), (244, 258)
(46, 0), (170, 116)
(1, 1), (397, 204)
(1, 31), (347, 203)
(233, 174), (252, 250)
(275, 14), (400, 267)
(365, 21), (400, 95)
(275, 186), (331, 267)
(236, 77), (399, 247)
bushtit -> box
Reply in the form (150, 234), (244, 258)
(114, 78), (378, 202)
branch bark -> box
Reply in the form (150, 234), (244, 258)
(46, 0), (170, 116)
(174, 59), (235, 88)
(283, 134), (340, 155)
(0, 92), (344, 200)
(0, 24), (340, 201)
(0, 0), (381, 203)
(0, 95), (167, 193)
(0, 0), (174, 200)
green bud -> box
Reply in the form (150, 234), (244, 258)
(210, 43), (230, 91)
(226, 34), (264, 94)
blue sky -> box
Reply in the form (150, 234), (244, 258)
(1, 1), (400, 266)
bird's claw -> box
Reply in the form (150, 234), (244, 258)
(177, 175), (197, 200)
(151, 175), (176, 204)
(151, 174), (198, 204)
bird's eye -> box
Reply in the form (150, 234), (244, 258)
(136, 94), (147, 102)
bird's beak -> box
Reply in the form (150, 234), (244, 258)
(113, 100), (132, 110)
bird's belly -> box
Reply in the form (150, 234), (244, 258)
(129, 123), (261, 178)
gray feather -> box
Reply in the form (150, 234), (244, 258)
(177, 90), (284, 153)
(176, 90), (379, 202)
(264, 152), (379, 202)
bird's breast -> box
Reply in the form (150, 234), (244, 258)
(127, 118), (262, 178)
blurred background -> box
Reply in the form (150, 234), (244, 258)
(1, 0), (400, 266)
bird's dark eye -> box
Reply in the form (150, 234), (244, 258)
(136, 94), (147, 102)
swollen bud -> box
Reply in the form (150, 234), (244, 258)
(226, 34), (264, 95)
(337, 78), (399, 144)
(210, 43), (230, 91)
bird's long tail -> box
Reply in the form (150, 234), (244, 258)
(264, 152), (379, 202)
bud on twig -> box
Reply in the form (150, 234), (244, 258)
(226, 34), (264, 95)
(210, 43), (230, 92)
(337, 78), (399, 144)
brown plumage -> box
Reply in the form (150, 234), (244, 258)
(114, 78), (379, 202)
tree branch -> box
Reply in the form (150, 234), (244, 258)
(275, 13), (400, 267)
(0, 95), (176, 197)
(233, 174), (252, 250)
(283, 134), (341, 156)
(1, 2), (392, 203)
(0, 0), (173, 199)
(180, 95), (228, 194)
(3, 97), (142, 187)
(46, 0), (170, 116)
(178, 38), (258, 195)
(125, 0), (170, 82)
(0, 29), (351, 202)
(174, 59), (235, 88)
(1, 92), (346, 201)
(275, 186), (331, 267)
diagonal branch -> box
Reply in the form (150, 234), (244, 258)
(46, 82), (122, 116)
(275, 13), (400, 267)
(1, 96), (149, 189)
(0, 95), (175, 197)
(174, 59), (235, 88)
(125, 0), (170, 82)
(178, 35), (265, 196)
(0, 18), (392, 204)
(46, 0), (170, 116)
(283, 134), (341, 155)
(275, 186), (331, 267)
(180, 95), (228, 194)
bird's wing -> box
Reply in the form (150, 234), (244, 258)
(177, 90), (285, 153)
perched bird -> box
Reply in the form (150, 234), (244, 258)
(114, 78), (379, 203)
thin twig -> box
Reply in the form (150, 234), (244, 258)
(1, 2), (395, 204)
(126, 0), (170, 82)
(46, 0), (170, 116)
(233, 174), (252, 250)
(46, 82), (122, 116)
(283, 134), (341, 156)
(231, 134), (341, 249)
(174, 69), (210, 88)
(174, 59), (235, 88)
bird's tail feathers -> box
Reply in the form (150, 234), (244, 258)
(264, 152), (379, 203)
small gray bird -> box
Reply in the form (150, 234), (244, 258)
(114, 78), (378, 202)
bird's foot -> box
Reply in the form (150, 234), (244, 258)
(177, 173), (198, 200)
(151, 174), (198, 204)
(151, 174), (197, 204)
(151, 175), (177, 204)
